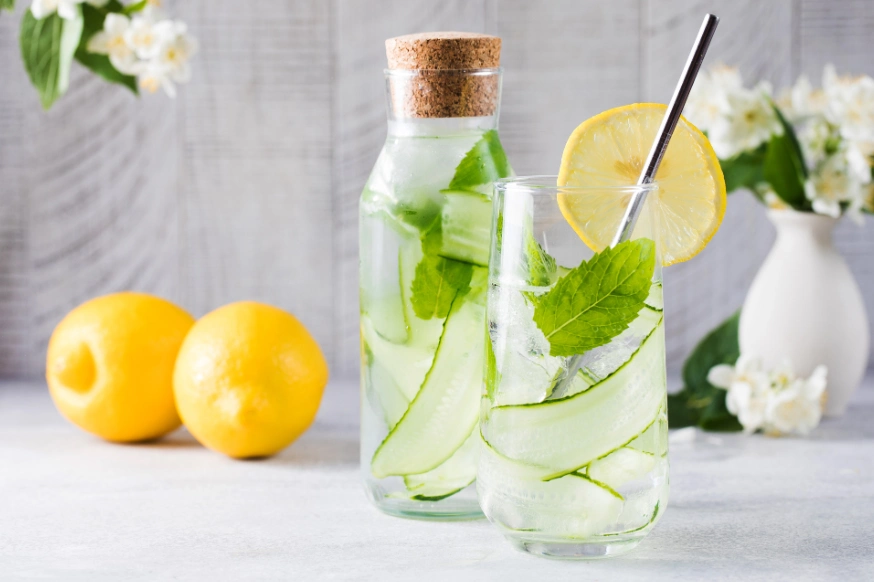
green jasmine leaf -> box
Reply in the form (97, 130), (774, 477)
(448, 129), (512, 192)
(720, 143), (766, 194)
(533, 239), (655, 357)
(763, 104), (809, 210)
(20, 7), (84, 109)
(410, 254), (473, 320)
(1, 0), (15, 14)
(122, 0), (148, 15)
(667, 310), (742, 431)
(75, 2), (137, 94)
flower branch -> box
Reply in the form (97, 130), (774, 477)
(15, 0), (195, 109)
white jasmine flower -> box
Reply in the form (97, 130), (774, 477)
(778, 75), (828, 122)
(764, 366), (827, 436)
(138, 22), (197, 98)
(846, 141), (874, 184)
(708, 355), (771, 433)
(87, 14), (141, 75)
(795, 114), (836, 170)
(685, 65), (743, 133)
(124, 12), (176, 60)
(707, 83), (782, 159)
(31, 0), (107, 20)
(823, 65), (874, 144)
(806, 149), (863, 218)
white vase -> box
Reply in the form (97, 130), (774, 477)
(739, 209), (870, 416)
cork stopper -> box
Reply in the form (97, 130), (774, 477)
(386, 32), (501, 70)
(385, 32), (502, 119)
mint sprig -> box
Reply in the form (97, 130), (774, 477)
(410, 254), (472, 320)
(448, 129), (511, 192)
(533, 239), (655, 357)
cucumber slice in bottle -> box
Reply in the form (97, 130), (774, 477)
(403, 429), (480, 500)
(371, 294), (486, 478)
(364, 294), (408, 344)
(435, 190), (493, 267)
(363, 354), (410, 430)
(361, 316), (435, 401)
(585, 447), (656, 491)
(486, 321), (665, 479)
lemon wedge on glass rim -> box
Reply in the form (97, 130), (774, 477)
(557, 103), (726, 266)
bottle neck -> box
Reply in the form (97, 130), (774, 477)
(384, 68), (502, 133)
(387, 115), (498, 137)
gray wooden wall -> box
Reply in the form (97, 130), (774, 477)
(2, 0), (873, 381)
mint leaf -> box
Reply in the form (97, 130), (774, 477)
(20, 8), (84, 109)
(720, 143), (766, 194)
(75, 2), (137, 94)
(448, 129), (511, 192)
(533, 239), (655, 357)
(526, 234), (556, 286)
(410, 254), (473, 320)
(667, 310), (742, 431)
(1, 0), (15, 14)
(763, 104), (809, 210)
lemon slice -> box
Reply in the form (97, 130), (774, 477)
(557, 103), (726, 266)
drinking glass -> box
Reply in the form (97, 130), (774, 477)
(479, 176), (669, 559)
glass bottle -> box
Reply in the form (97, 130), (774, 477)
(359, 32), (511, 520)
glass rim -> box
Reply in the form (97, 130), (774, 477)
(384, 67), (502, 77)
(495, 175), (658, 194)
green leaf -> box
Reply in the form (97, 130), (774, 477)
(1, 0), (15, 14)
(667, 310), (743, 431)
(448, 129), (512, 192)
(763, 104), (809, 210)
(410, 254), (473, 320)
(533, 239), (656, 357)
(525, 233), (556, 286)
(122, 0), (148, 15)
(720, 143), (766, 193)
(75, 2), (137, 94)
(20, 8), (84, 109)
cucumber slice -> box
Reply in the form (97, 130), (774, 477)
(371, 294), (486, 478)
(628, 408), (668, 455)
(403, 429), (480, 500)
(363, 354), (410, 429)
(585, 447), (655, 491)
(486, 321), (665, 479)
(436, 190), (493, 267)
(556, 307), (663, 400)
(361, 316), (435, 401)
(645, 281), (663, 311)
(364, 294), (408, 344)
(478, 442), (623, 536)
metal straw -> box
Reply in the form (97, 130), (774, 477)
(553, 14), (720, 397)
(613, 13), (720, 245)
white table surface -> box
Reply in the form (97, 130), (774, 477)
(2, 377), (873, 581)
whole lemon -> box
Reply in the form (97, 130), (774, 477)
(46, 292), (195, 442)
(173, 301), (328, 459)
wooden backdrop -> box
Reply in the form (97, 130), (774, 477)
(1, 0), (873, 380)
